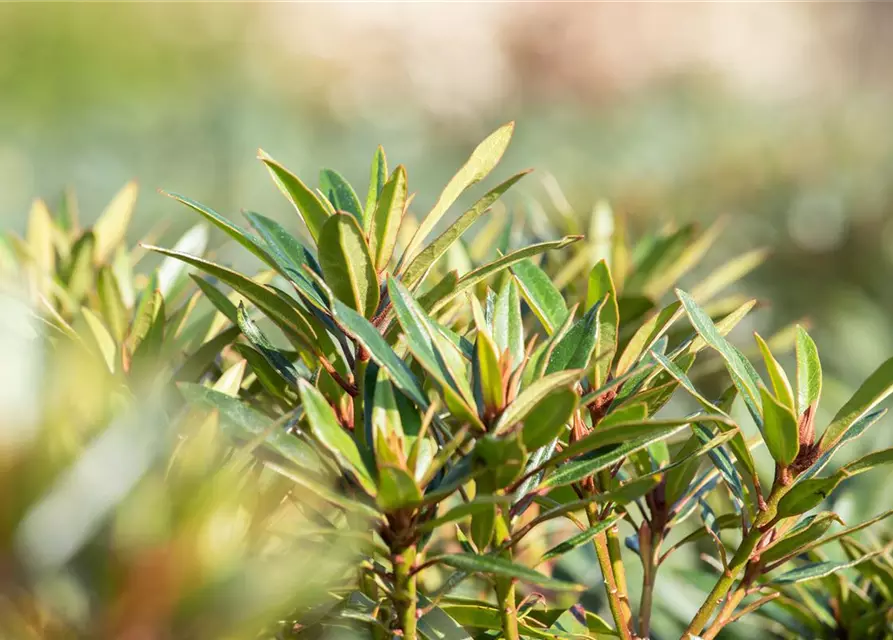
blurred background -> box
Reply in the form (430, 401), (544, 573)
(2, 3), (893, 635)
(4, 2), (893, 383)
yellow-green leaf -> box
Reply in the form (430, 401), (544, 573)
(318, 213), (380, 318)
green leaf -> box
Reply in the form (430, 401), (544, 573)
(402, 122), (514, 265)
(318, 213), (380, 318)
(377, 465), (423, 511)
(521, 387), (578, 451)
(616, 302), (682, 375)
(772, 553), (887, 585)
(474, 433), (527, 489)
(243, 211), (329, 311)
(364, 145), (388, 226)
(259, 150), (331, 243)
(190, 275), (238, 325)
(164, 192), (273, 267)
(81, 307), (117, 372)
(388, 277), (480, 427)
(493, 278), (524, 369)
(417, 595), (473, 640)
(330, 298), (427, 408)
(417, 496), (511, 534)
(61, 231), (95, 303)
(795, 326), (822, 415)
(803, 409), (886, 480)
(435, 553), (582, 591)
(538, 426), (721, 491)
(320, 168), (364, 225)
(145, 247), (319, 352)
(677, 289), (763, 422)
(158, 224), (208, 297)
(587, 260), (619, 388)
(777, 476), (844, 518)
(298, 380), (376, 495)
(97, 266), (128, 343)
(179, 383), (319, 470)
(431, 237), (581, 313)
(546, 300), (602, 374)
(474, 331), (503, 415)
(371, 370), (406, 469)
(368, 165), (407, 273)
(493, 369), (582, 436)
(236, 303), (300, 385)
(841, 446), (893, 476)
(539, 515), (622, 562)
(94, 181), (137, 263)
(511, 258), (568, 335)
(755, 332), (795, 412)
(685, 299), (757, 357)
(469, 504), (496, 551)
(761, 386), (800, 467)
(818, 356), (893, 452)
(761, 512), (840, 564)
(550, 415), (725, 467)
(402, 170), (530, 289)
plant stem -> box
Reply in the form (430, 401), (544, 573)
(393, 546), (418, 640)
(606, 522), (633, 622)
(682, 488), (786, 638)
(495, 576), (520, 640)
(495, 509), (521, 640)
(587, 504), (633, 640)
(638, 530), (658, 639)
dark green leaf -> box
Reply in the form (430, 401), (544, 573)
(795, 326), (822, 415)
(435, 553), (582, 591)
(320, 168), (363, 225)
(318, 213), (380, 318)
(511, 258), (568, 335)
(818, 356), (893, 452)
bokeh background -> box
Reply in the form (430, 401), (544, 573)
(3, 3), (893, 635)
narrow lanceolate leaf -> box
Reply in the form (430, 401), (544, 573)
(164, 192), (273, 266)
(319, 168), (363, 225)
(776, 476), (844, 518)
(616, 302), (682, 375)
(81, 307), (116, 373)
(330, 298), (427, 408)
(755, 332), (795, 412)
(180, 383), (318, 470)
(388, 278), (480, 426)
(587, 261), (619, 388)
(363, 145), (388, 226)
(550, 415), (725, 466)
(818, 357), (893, 452)
(511, 258), (568, 334)
(158, 224), (208, 296)
(540, 516), (622, 562)
(259, 150), (331, 243)
(493, 369), (582, 436)
(298, 380), (375, 495)
(377, 465), (422, 510)
(368, 165), (407, 272)
(401, 122), (515, 266)
(841, 446), (893, 476)
(540, 427), (687, 490)
(761, 512), (840, 565)
(474, 331), (503, 415)
(94, 181), (137, 263)
(493, 278), (523, 368)
(685, 299), (757, 357)
(144, 247), (319, 351)
(243, 211), (328, 311)
(401, 170), (530, 289)
(372, 371), (406, 469)
(435, 553), (582, 591)
(434, 236), (582, 311)
(236, 304), (300, 385)
(795, 326), (822, 415)
(61, 232), (95, 302)
(760, 386), (800, 467)
(546, 300), (602, 374)
(97, 266), (128, 343)
(772, 551), (888, 585)
(677, 289), (763, 422)
(417, 496), (511, 534)
(521, 387), (578, 451)
(801, 409), (886, 481)
(318, 213), (380, 318)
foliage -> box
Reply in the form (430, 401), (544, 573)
(3, 124), (893, 639)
